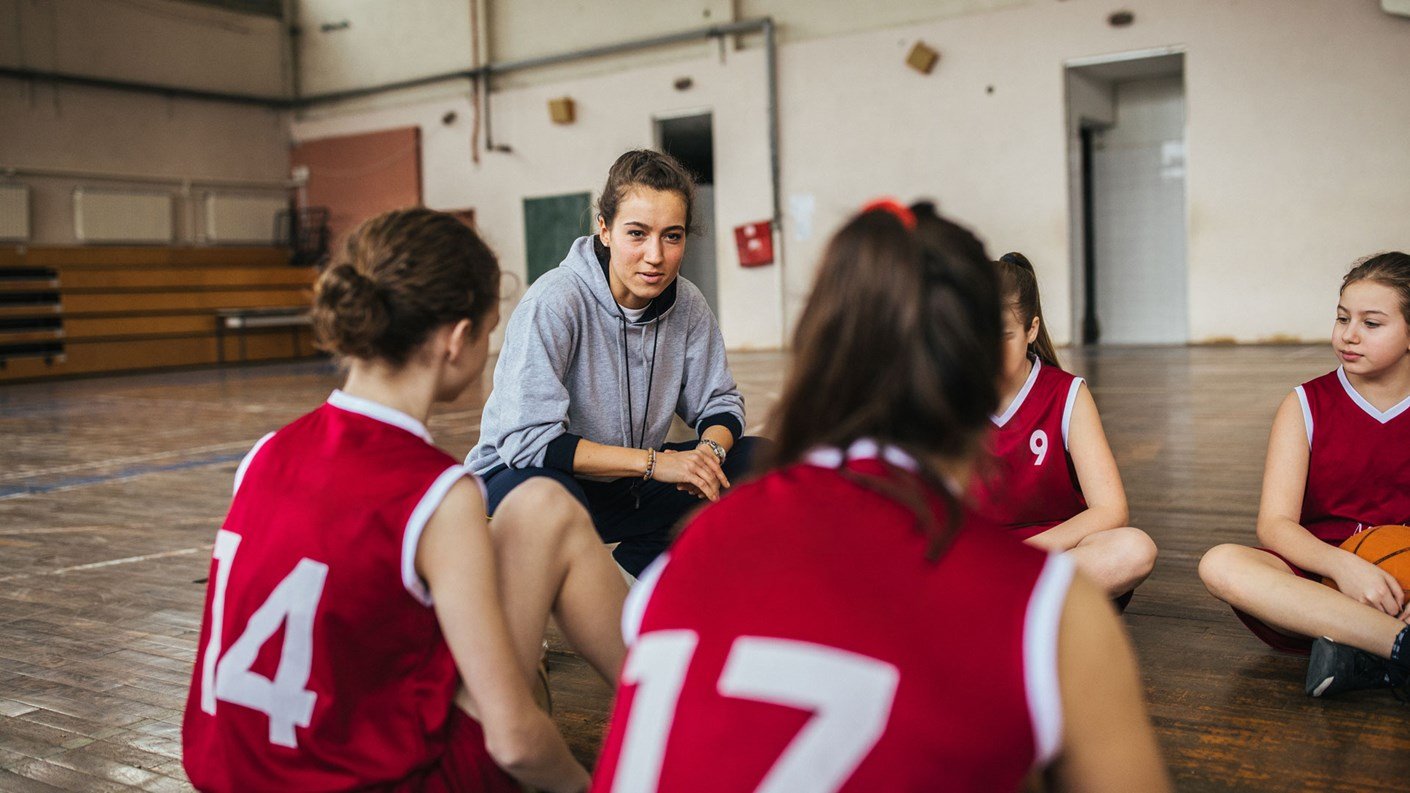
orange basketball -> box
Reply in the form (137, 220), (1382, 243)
(1322, 525), (1410, 591)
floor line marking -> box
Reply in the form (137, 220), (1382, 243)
(0, 546), (211, 582)
(0, 441), (254, 483)
(0, 453), (246, 501)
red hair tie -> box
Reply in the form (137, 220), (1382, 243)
(860, 198), (916, 230)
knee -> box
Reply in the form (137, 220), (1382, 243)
(495, 478), (593, 544)
(1198, 543), (1246, 600)
(1099, 522), (1156, 578)
(1121, 526), (1157, 572)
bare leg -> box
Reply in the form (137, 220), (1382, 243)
(1065, 526), (1158, 597)
(488, 477), (629, 685)
(1199, 543), (1404, 658)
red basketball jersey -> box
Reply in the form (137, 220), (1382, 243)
(594, 440), (1073, 793)
(969, 358), (1088, 539)
(183, 390), (489, 792)
(1295, 368), (1410, 544)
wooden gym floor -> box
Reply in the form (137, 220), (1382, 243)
(1, 346), (1408, 791)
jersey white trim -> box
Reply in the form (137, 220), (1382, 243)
(994, 357), (1042, 428)
(1336, 367), (1410, 424)
(1294, 385), (1313, 447)
(232, 432), (276, 497)
(1024, 552), (1074, 768)
(1060, 378), (1084, 451)
(401, 465), (475, 607)
(327, 389), (434, 443)
(622, 553), (670, 646)
(802, 438), (919, 472)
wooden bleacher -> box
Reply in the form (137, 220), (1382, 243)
(0, 246), (320, 383)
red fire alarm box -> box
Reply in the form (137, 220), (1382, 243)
(734, 220), (774, 267)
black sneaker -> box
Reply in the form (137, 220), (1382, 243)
(1305, 637), (1393, 697)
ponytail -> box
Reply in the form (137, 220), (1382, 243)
(995, 252), (1060, 369)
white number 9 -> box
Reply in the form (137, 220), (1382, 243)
(1030, 430), (1049, 466)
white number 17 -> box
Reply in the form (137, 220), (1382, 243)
(611, 631), (900, 792)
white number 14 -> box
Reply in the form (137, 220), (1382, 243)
(199, 529), (328, 748)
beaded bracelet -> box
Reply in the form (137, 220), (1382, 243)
(643, 448), (657, 481)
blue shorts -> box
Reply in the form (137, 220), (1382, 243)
(482, 437), (767, 577)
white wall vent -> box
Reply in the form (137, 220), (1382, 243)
(0, 184), (30, 242)
(74, 188), (174, 244)
(204, 192), (289, 245)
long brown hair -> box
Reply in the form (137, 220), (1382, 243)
(769, 200), (1002, 560)
(312, 208), (499, 366)
(994, 251), (1060, 368)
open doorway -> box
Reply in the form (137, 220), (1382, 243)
(656, 112), (718, 315)
(1066, 52), (1187, 345)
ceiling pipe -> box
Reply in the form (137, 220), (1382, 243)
(3, 17), (786, 336)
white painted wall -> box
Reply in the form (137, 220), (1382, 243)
(774, 0), (1410, 345)
(0, 0), (287, 95)
(297, 0), (474, 95)
(290, 49), (780, 351)
(1, 0), (291, 245)
(293, 0), (1410, 348)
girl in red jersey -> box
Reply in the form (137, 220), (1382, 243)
(1200, 252), (1410, 698)
(183, 208), (627, 792)
(969, 253), (1157, 601)
(592, 201), (1167, 792)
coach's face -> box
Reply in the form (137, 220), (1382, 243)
(598, 187), (687, 311)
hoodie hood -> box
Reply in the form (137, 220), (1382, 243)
(561, 235), (679, 323)
(466, 235), (745, 477)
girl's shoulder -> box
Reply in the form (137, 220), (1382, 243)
(1297, 369), (1342, 393)
(1031, 359), (1084, 404)
(514, 268), (593, 319)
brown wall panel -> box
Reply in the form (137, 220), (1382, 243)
(290, 127), (422, 251)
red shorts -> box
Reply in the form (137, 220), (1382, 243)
(1229, 547), (1321, 655)
(1009, 521), (1060, 541)
(393, 709), (521, 793)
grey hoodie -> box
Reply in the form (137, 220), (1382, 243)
(467, 235), (745, 477)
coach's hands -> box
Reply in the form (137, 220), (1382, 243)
(1331, 551), (1407, 620)
(652, 447), (730, 501)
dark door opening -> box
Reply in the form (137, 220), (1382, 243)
(657, 113), (717, 315)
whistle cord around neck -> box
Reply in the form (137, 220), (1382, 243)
(619, 306), (661, 509)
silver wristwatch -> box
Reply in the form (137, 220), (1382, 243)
(698, 438), (727, 464)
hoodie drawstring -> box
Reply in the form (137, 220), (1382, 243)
(618, 307), (662, 509)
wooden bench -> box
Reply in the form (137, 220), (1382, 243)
(0, 246), (319, 382)
(215, 307), (313, 363)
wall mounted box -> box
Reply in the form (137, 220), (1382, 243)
(548, 97), (576, 124)
(906, 41), (939, 75)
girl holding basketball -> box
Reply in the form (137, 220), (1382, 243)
(968, 251), (1157, 601)
(592, 201), (1167, 792)
(1200, 251), (1410, 698)
(183, 208), (627, 792)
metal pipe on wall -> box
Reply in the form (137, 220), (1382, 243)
(5, 18), (786, 335)
(0, 19), (781, 201)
